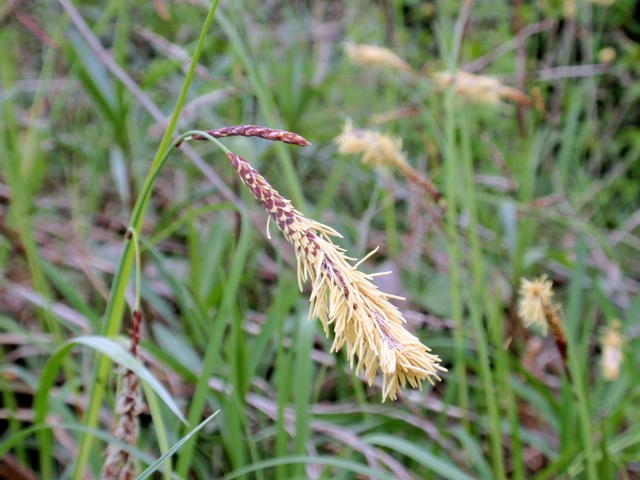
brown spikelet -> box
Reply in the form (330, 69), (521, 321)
(179, 125), (311, 147)
(226, 151), (445, 401)
(102, 310), (145, 480)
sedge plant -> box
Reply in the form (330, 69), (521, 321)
(91, 124), (447, 476)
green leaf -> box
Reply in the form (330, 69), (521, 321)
(221, 455), (399, 480)
(135, 412), (219, 480)
(35, 335), (187, 425)
(364, 434), (476, 480)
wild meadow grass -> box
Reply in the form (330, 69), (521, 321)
(1, 1), (639, 478)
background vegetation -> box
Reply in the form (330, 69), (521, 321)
(1, 0), (639, 478)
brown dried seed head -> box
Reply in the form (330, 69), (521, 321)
(183, 125), (310, 146)
(102, 370), (145, 480)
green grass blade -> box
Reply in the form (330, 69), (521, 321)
(215, 7), (306, 209)
(564, 236), (597, 480)
(35, 336), (186, 426)
(175, 212), (253, 476)
(222, 455), (400, 480)
(72, 4), (220, 478)
(135, 412), (219, 480)
(364, 434), (476, 480)
(293, 308), (314, 478)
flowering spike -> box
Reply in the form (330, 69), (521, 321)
(102, 310), (145, 479)
(600, 320), (625, 381)
(433, 70), (547, 113)
(518, 276), (554, 336)
(226, 151), (445, 401)
(518, 275), (569, 373)
(182, 125), (310, 146)
(335, 121), (444, 207)
(344, 43), (413, 73)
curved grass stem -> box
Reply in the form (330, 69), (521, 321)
(70, 2), (220, 477)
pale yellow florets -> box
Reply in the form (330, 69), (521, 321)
(335, 121), (444, 209)
(518, 276), (555, 336)
(228, 151), (445, 401)
(300, 225), (446, 400)
(433, 71), (502, 105)
(335, 121), (408, 170)
(600, 320), (625, 381)
(433, 70), (538, 110)
(344, 43), (412, 73)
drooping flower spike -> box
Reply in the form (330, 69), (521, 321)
(335, 121), (444, 208)
(344, 42), (413, 74)
(518, 275), (568, 372)
(201, 130), (446, 401)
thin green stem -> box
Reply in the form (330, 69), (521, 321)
(127, 228), (142, 312)
(566, 237), (597, 480)
(71, 3), (219, 477)
(442, 92), (469, 430)
(458, 113), (506, 480)
(176, 212), (253, 477)
(215, 8), (306, 210)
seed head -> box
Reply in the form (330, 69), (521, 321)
(226, 151), (445, 401)
(180, 125), (310, 147)
(598, 47), (616, 64)
(335, 121), (407, 170)
(600, 320), (625, 381)
(335, 121), (443, 207)
(103, 310), (145, 479)
(518, 276), (555, 336)
(434, 71), (502, 105)
(344, 43), (412, 73)
(433, 71), (543, 112)
(102, 370), (145, 480)
(518, 275), (570, 375)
